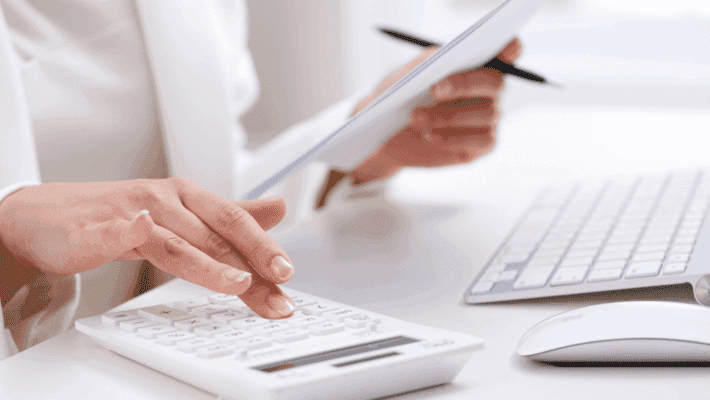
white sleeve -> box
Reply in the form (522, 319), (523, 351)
(0, 3), (41, 202)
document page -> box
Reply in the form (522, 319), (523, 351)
(246, 0), (545, 200)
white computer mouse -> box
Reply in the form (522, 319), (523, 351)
(517, 301), (710, 362)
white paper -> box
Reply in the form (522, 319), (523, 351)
(245, 0), (545, 200)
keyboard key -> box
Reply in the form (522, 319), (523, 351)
(230, 317), (271, 330)
(498, 270), (518, 281)
(343, 315), (381, 328)
(478, 270), (500, 282)
(191, 305), (229, 318)
(273, 329), (309, 343)
(288, 315), (326, 329)
(597, 250), (631, 262)
(592, 260), (626, 270)
(194, 324), (233, 338)
(197, 344), (234, 359)
(138, 305), (192, 325)
(302, 303), (340, 316)
(666, 253), (690, 263)
(527, 256), (560, 267)
(470, 281), (494, 294)
(120, 318), (157, 333)
(177, 337), (215, 352)
(631, 252), (665, 263)
(214, 330), (253, 344)
(137, 325), (176, 339)
(208, 294), (240, 305)
(565, 250), (598, 259)
(663, 262), (688, 275)
(587, 268), (623, 282)
(559, 256), (594, 269)
(513, 266), (555, 289)
(172, 298), (210, 312)
(625, 261), (662, 278)
(226, 300), (254, 314)
(502, 252), (529, 264)
(156, 331), (195, 345)
(550, 266), (589, 286)
(175, 317), (213, 332)
(309, 322), (345, 335)
(669, 244), (693, 254)
(102, 310), (139, 326)
(635, 244), (669, 254)
(322, 309), (361, 322)
(251, 323), (290, 337)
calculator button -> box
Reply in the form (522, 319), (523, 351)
(302, 303), (339, 316)
(343, 315), (380, 328)
(138, 305), (192, 325)
(290, 296), (318, 310)
(273, 329), (309, 343)
(251, 323), (290, 337)
(230, 317), (270, 330)
(156, 331), (195, 345)
(309, 322), (345, 335)
(211, 311), (250, 324)
(214, 330), (254, 344)
(102, 310), (139, 326)
(226, 300), (253, 314)
(174, 317), (213, 332)
(119, 318), (157, 333)
(322, 309), (361, 322)
(137, 325), (176, 339)
(287, 316), (326, 329)
(191, 305), (228, 318)
(198, 344), (234, 359)
(194, 324), (233, 338)
(176, 337), (215, 352)
(172, 298), (210, 312)
(208, 294), (240, 305)
(232, 336), (272, 351)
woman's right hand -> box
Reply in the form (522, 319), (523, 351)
(0, 178), (296, 318)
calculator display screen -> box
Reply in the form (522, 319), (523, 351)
(253, 336), (419, 373)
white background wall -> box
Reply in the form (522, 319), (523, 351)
(241, 0), (710, 147)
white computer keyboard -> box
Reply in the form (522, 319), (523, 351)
(464, 169), (710, 305)
(76, 287), (483, 400)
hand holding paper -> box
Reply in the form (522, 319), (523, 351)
(348, 39), (522, 184)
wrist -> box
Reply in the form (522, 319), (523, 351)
(349, 151), (402, 186)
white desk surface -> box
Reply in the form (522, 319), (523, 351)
(2, 102), (710, 399)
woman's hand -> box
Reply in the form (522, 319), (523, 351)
(349, 38), (522, 184)
(0, 178), (296, 318)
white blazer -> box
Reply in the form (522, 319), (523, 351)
(0, 0), (365, 358)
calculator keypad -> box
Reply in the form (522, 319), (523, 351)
(103, 296), (383, 360)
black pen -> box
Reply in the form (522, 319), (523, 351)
(378, 27), (563, 88)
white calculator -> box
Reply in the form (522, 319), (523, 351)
(75, 287), (483, 400)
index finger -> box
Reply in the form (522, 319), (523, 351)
(175, 179), (295, 285)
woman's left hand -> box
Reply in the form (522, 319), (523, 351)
(348, 38), (522, 184)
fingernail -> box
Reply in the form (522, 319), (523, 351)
(138, 209), (149, 216)
(268, 295), (295, 316)
(224, 268), (251, 283)
(271, 256), (294, 280)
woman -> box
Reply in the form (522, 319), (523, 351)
(0, 0), (520, 357)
